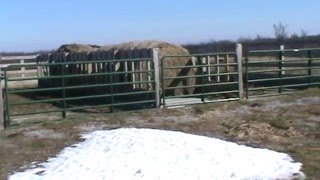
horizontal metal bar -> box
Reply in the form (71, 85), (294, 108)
(165, 81), (239, 90)
(4, 58), (153, 69)
(65, 94), (113, 101)
(10, 108), (64, 116)
(163, 63), (238, 70)
(5, 70), (37, 75)
(6, 69), (154, 81)
(162, 52), (236, 58)
(9, 90), (155, 106)
(6, 73), (106, 81)
(62, 70), (154, 79)
(163, 72), (238, 80)
(248, 67), (320, 74)
(8, 83), (112, 93)
(10, 103), (113, 116)
(7, 80), (155, 93)
(109, 70), (154, 75)
(248, 92), (294, 99)
(9, 98), (64, 106)
(166, 98), (239, 107)
(113, 100), (156, 107)
(113, 90), (155, 97)
(248, 75), (320, 83)
(248, 82), (320, 91)
(165, 90), (239, 99)
(112, 80), (155, 86)
(277, 82), (320, 88)
(203, 90), (239, 96)
(249, 48), (320, 54)
(8, 87), (62, 94)
(248, 58), (320, 64)
(247, 59), (292, 64)
(64, 83), (111, 90)
(66, 100), (156, 111)
(10, 99), (156, 117)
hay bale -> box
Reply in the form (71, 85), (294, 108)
(99, 41), (196, 96)
(57, 44), (100, 53)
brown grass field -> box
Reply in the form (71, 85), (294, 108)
(0, 88), (319, 179)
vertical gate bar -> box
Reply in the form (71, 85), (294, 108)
(4, 70), (10, 127)
(21, 59), (25, 78)
(236, 44), (244, 100)
(131, 61), (136, 89)
(198, 56), (205, 102)
(147, 60), (151, 90)
(152, 48), (160, 108)
(124, 61), (128, 82)
(226, 54), (230, 82)
(245, 57), (249, 99)
(278, 49), (283, 94)
(307, 50), (312, 85)
(280, 45), (285, 75)
(139, 61), (143, 89)
(61, 64), (67, 118)
(216, 55), (220, 82)
(161, 57), (166, 107)
(207, 56), (211, 81)
(0, 68), (4, 129)
(108, 62), (114, 112)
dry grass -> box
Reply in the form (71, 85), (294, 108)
(0, 88), (319, 179)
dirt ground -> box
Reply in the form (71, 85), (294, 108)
(0, 88), (319, 179)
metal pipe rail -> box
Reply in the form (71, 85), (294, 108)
(3, 58), (157, 127)
(161, 49), (241, 107)
(246, 48), (320, 99)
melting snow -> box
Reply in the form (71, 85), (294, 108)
(9, 128), (305, 180)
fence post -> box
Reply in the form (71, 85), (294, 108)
(0, 68), (4, 129)
(216, 55), (220, 82)
(152, 48), (160, 107)
(245, 57), (249, 99)
(278, 45), (284, 94)
(280, 45), (285, 75)
(236, 43), (244, 100)
(61, 63), (67, 118)
(207, 56), (211, 81)
(4, 70), (10, 127)
(20, 59), (26, 78)
(108, 62), (114, 113)
(307, 50), (312, 85)
(199, 56), (205, 102)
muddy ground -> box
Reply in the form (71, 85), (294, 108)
(0, 88), (319, 179)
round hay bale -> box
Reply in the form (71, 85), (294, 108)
(57, 44), (100, 53)
(99, 41), (196, 96)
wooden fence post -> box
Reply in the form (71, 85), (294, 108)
(236, 43), (244, 100)
(152, 48), (160, 107)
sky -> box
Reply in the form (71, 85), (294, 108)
(0, 0), (319, 52)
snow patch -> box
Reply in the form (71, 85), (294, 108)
(10, 128), (305, 180)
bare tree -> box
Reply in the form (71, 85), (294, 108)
(290, 33), (299, 39)
(300, 29), (308, 37)
(273, 22), (288, 41)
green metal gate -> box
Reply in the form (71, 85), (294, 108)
(161, 50), (243, 107)
(246, 48), (320, 99)
(3, 45), (320, 128)
(2, 57), (157, 127)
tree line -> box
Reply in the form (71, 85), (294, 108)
(183, 22), (320, 54)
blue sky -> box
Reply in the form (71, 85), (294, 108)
(0, 0), (319, 52)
